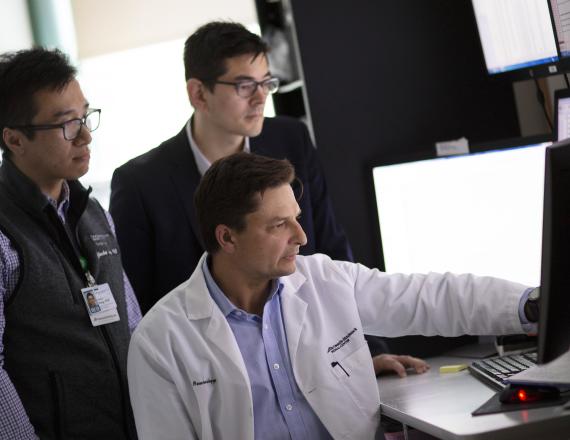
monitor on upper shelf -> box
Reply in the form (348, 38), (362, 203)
(471, 0), (560, 79)
(371, 136), (552, 287)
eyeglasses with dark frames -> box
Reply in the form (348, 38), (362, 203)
(213, 77), (280, 98)
(9, 108), (101, 141)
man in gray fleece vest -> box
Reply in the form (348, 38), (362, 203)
(0, 48), (141, 439)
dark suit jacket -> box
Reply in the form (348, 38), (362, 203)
(110, 116), (352, 313)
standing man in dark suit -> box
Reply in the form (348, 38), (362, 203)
(110, 21), (352, 314)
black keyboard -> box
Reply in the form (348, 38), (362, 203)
(468, 352), (537, 390)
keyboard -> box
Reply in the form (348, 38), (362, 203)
(468, 351), (537, 390)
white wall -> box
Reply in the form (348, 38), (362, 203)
(71, 0), (257, 58)
(0, 0), (33, 52)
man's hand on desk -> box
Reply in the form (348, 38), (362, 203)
(373, 354), (430, 377)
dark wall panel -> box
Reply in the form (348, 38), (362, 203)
(290, 0), (520, 269)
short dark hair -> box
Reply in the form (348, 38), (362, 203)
(183, 21), (268, 87)
(195, 152), (296, 254)
(0, 48), (77, 154)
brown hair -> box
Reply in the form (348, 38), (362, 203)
(194, 152), (295, 253)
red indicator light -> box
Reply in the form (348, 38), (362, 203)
(500, 385), (559, 404)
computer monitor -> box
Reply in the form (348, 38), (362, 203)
(537, 139), (570, 363)
(471, 0), (559, 78)
(549, 0), (570, 58)
(371, 137), (552, 287)
(554, 88), (570, 141)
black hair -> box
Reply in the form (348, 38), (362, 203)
(0, 48), (77, 154)
(183, 21), (268, 89)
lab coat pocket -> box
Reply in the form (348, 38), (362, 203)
(329, 344), (379, 415)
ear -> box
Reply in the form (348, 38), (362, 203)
(187, 78), (209, 112)
(214, 224), (237, 254)
(2, 127), (26, 156)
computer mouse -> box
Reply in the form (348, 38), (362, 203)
(499, 384), (560, 404)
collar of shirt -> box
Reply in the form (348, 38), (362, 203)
(185, 118), (251, 176)
(45, 180), (71, 224)
(201, 255), (282, 319)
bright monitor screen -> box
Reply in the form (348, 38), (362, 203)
(472, 0), (558, 74)
(372, 141), (551, 287)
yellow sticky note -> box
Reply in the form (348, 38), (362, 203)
(439, 364), (468, 374)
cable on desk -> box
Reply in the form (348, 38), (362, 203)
(534, 78), (553, 132)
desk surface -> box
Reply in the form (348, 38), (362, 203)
(377, 355), (570, 440)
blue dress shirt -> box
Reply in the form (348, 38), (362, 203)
(202, 258), (332, 440)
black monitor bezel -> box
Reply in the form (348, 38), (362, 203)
(538, 139), (570, 364)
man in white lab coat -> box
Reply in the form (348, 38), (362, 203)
(127, 153), (535, 440)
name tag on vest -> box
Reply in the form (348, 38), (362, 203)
(81, 283), (121, 326)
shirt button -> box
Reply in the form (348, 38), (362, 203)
(264, 324), (269, 329)
(286, 404), (293, 411)
(273, 363), (280, 370)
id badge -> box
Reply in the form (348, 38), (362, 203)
(81, 283), (120, 327)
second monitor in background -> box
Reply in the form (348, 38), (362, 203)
(471, 0), (559, 78)
(371, 137), (552, 287)
(554, 88), (570, 141)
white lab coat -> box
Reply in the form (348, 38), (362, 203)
(127, 254), (527, 440)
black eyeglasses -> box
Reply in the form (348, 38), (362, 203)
(9, 108), (101, 141)
(213, 77), (280, 98)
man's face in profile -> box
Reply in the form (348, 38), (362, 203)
(227, 184), (307, 282)
(201, 54), (270, 138)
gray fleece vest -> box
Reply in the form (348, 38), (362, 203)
(0, 159), (136, 440)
